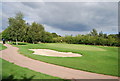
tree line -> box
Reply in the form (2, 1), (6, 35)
(1, 12), (119, 46)
(1, 12), (60, 44)
(52, 30), (119, 46)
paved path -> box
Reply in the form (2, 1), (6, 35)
(0, 44), (118, 80)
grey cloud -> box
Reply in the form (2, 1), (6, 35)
(1, 2), (118, 35)
(43, 23), (90, 31)
(21, 2), (45, 9)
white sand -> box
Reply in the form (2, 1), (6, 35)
(29, 49), (82, 57)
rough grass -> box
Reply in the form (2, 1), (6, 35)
(14, 43), (118, 76)
(0, 58), (69, 81)
(0, 43), (7, 51)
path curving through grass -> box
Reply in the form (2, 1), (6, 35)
(16, 43), (118, 76)
(0, 44), (118, 79)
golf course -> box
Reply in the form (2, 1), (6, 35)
(0, 42), (118, 80)
(1, 2), (119, 80)
(13, 43), (118, 76)
(0, 44), (69, 81)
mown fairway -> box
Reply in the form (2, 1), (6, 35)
(0, 43), (7, 51)
(1, 58), (69, 80)
(15, 43), (118, 76)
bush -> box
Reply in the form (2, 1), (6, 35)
(11, 42), (27, 45)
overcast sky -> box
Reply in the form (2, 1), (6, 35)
(1, 2), (118, 36)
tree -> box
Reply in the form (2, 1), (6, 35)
(15, 12), (24, 20)
(90, 29), (98, 36)
(42, 32), (53, 43)
(107, 36), (115, 46)
(0, 33), (2, 40)
(99, 31), (104, 37)
(19, 24), (29, 42)
(7, 12), (26, 45)
(103, 34), (107, 38)
(28, 22), (45, 44)
(51, 33), (59, 38)
(2, 27), (12, 40)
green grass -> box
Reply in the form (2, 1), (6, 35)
(0, 43), (7, 51)
(14, 43), (118, 76)
(0, 58), (68, 81)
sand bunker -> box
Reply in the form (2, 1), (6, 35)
(29, 49), (82, 57)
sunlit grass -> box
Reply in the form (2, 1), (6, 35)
(0, 43), (7, 51)
(1, 58), (68, 80)
(15, 43), (118, 76)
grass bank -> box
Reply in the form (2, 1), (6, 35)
(0, 43), (7, 51)
(1, 58), (68, 81)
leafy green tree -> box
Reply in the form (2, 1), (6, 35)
(0, 33), (2, 40)
(52, 37), (64, 43)
(107, 36), (115, 46)
(99, 31), (104, 37)
(64, 35), (74, 44)
(7, 12), (26, 44)
(90, 29), (98, 36)
(51, 33), (59, 38)
(2, 27), (12, 40)
(28, 22), (45, 44)
(20, 24), (29, 42)
(42, 32), (53, 43)
(103, 34), (108, 38)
